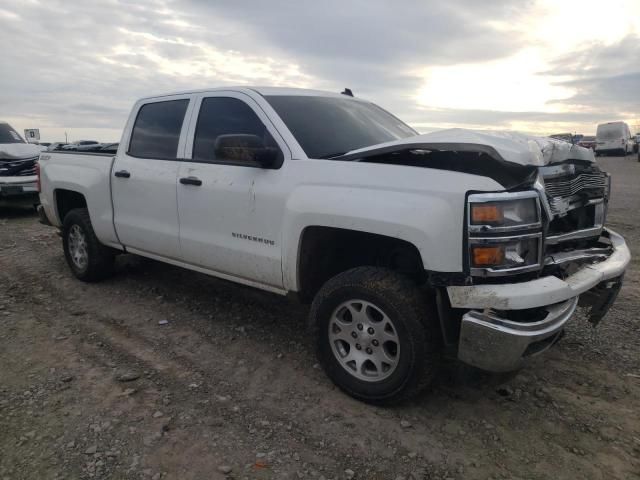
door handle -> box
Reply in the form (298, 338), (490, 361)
(180, 176), (202, 186)
(114, 170), (130, 178)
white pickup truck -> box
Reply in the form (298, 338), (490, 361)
(0, 121), (42, 207)
(38, 87), (630, 403)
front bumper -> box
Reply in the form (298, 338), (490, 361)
(0, 176), (38, 198)
(449, 228), (630, 372)
(458, 297), (578, 371)
(447, 229), (629, 310)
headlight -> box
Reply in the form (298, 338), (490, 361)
(468, 192), (541, 232)
(469, 235), (541, 270)
(467, 191), (542, 276)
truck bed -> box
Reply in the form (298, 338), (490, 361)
(38, 150), (121, 247)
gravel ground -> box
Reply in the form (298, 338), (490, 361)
(0, 155), (639, 480)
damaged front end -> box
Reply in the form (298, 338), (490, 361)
(337, 130), (630, 372)
(537, 161), (624, 326)
(451, 156), (629, 372)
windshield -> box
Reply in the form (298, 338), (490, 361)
(265, 95), (417, 159)
(0, 123), (25, 144)
(597, 124), (624, 141)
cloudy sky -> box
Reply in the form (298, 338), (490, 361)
(1, 0), (639, 142)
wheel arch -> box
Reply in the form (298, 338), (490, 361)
(294, 225), (427, 303)
(54, 188), (87, 224)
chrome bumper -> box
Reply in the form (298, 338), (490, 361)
(458, 297), (578, 372)
(453, 227), (630, 372)
(0, 178), (38, 197)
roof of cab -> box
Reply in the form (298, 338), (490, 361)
(137, 86), (363, 102)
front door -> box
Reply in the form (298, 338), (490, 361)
(176, 92), (289, 289)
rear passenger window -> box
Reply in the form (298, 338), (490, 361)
(192, 97), (279, 165)
(128, 99), (189, 159)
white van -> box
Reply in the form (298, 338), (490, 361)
(595, 121), (632, 156)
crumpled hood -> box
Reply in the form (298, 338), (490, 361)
(347, 128), (595, 166)
(0, 143), (43, 161)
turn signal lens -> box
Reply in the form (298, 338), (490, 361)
(472, 245), (505, 266)
(471, 204), (503, 224)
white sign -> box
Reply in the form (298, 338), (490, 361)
(24, 129), (40, 143)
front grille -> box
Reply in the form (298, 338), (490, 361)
(0, 157), (38, 177)
(540, 164), (609, 217)
(548, 203), (597, 236)
(541, 164), (608, 246)
(544, 172), (607, 197)
(544, 171), (607, 216)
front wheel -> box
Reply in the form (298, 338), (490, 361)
(310, 267), (440, 404)
(62, 208), (115, 282)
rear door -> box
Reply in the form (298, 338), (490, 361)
(176, 91), (290, 289)
(112, 95), (193, 259)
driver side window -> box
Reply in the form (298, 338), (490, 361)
(192, 97), (280, 166)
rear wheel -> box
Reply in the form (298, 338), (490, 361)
(310, 267), (440, 404)
(62, 208), (115, 282)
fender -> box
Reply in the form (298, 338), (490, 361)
(281, 165), (502, 292)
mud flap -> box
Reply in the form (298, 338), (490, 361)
(578, 275), (624, 326)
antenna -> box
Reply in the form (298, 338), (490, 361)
(341, 88), (354, 97)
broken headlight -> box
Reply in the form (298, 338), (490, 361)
(467, 191), (542, 276)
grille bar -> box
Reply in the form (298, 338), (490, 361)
(544, 173), (607, 198)
(542, 167), (607, 240)
(0, 157), (38, 177)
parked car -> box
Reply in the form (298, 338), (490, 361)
(62, 140), (99, 151)
(99, 143), (119, 153)
(632, 134), (639, 153)
(578, 135), (596, 150)
(595, 121), (633, 156)
(47, 142), (69, 151)
(550, 133), (574, 143)
(76, 142), (120, 153)
(38, 87), (630, 403)
(0, 121), (42, 207)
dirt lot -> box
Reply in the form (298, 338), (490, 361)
(1, 156), (639, 480)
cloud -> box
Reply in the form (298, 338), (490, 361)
(546, 34), (640, 116)
(0, 0), (312, 139)
(187, 0), (528, 103)
(0, 0), (637, 141)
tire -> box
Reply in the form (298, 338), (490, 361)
(310, 267), (440, 404)
(62, 208), (115, 282)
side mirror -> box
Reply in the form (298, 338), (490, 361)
(214, 134), (280, 168)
